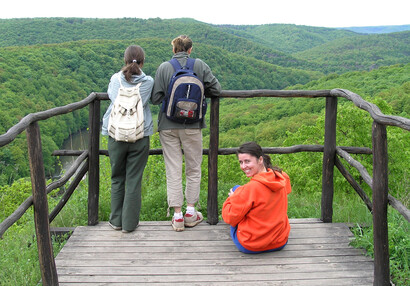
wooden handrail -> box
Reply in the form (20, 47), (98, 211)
(0, 151), (89, 238)
(331, 89), (410, 130)
(219, 89), (332, 98)
(49, 154), (89, 222)
(336, 148), (410, 222)
(0, 88), (409, 286)
(81, 89), (410, 131)
(52, 145), (372, 156)
(0, 92), (99, 147)
(334, 156), (373, 212)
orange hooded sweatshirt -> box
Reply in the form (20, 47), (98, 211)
(222, 169), (291, 252)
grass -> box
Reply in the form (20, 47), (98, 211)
(0, 214), (68, 286)
(350, 209), (409, 285)
(0, 153), (408, 285)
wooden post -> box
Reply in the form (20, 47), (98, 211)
(207, 97), (220, 225)
(372, 121), (390, 286)
(26, 122), (58, 285)
(321, 97), (337, 223)
(88, 99), (100, 225)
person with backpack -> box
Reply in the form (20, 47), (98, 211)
(101, 45), (154, 233)
(151, 35), (221, 231)
(222, 142), (292, 253)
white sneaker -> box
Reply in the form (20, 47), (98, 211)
(184, 211), (203, 227)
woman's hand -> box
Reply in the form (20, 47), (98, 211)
(228, 188), (234, 197)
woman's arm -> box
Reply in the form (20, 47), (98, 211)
(222, 186), (253, 226)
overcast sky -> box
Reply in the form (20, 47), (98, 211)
(1, 0), (408, 28)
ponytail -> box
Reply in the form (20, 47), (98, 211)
(121, 45), (145, 82)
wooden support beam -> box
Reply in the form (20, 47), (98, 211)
(372, 121), (390, 286)
(334, 157), (372, 212)
(321, 97), (337, 222)
(27, 122), (58, 285)
(88, 99), (100, 225)
(207, 97), (220, 225)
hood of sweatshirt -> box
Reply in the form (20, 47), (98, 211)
(121, 71), (148, 85)
(251, 169), (288, 192)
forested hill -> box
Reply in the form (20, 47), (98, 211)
(0, 18), (354, 51)
(294, 31), (410, 74)
(216, 24), (358, 53)
(0, 17), (409, 185)
(1, 18), (409, 73)
(0, 18), (332, 72)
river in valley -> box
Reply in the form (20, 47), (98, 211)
(53, 129), (90, 178)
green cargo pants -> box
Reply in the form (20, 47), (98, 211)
(108, 136), (150, 232)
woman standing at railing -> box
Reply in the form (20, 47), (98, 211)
(101, 45), (154, 233)
(222, 141), (292, 253)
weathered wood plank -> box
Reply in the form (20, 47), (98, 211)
(55, 248), (368, 260)
(57, 244), (366, 254)
(83, 219), (343, 227)
(56, 255), (373, 267)
(54, 219), (373, 285)
(56, 262), (374, 276)
(58, 278), (373, 286)
(60, 240), (356, 250)
(64, 227), (354, 241)
(56, 270), (373, 284)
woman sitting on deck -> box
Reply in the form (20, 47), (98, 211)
(222, 141), (292, 254)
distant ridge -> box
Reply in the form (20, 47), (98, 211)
(338, 24), (410, 34)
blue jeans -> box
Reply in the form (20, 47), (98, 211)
(229, 185), (288, 254)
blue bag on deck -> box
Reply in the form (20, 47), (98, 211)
(161, 58), (206, 124)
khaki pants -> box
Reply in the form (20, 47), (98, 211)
(159, 128), (203, 208)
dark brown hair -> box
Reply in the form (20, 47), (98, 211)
(237, 141), (282, 172)
(121, 45), (145, 82)
(171, 35), (193, 53)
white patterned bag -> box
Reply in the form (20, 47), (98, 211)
(107, 76), (144, 142)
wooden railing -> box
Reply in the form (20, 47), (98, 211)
(0, 89), (409, 286)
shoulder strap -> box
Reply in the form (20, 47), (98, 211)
(185, 58), (195, 70)
(169, 58), (182, 71)
(169, 58), (196, 71)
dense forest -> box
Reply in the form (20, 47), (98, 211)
(0, 18), (409, 285)
(0, 17), (409, 186)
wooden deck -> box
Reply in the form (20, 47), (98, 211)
(54, 218), (374, 285)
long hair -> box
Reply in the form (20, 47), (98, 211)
(237, 141), (282, 172)
(171, 35), (193, 53)
(121, 45), (145, 82)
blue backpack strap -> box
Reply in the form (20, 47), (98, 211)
(169, 58), (195, 70)
(169, 58), (182, 71)
(185, 58), (195, 70)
